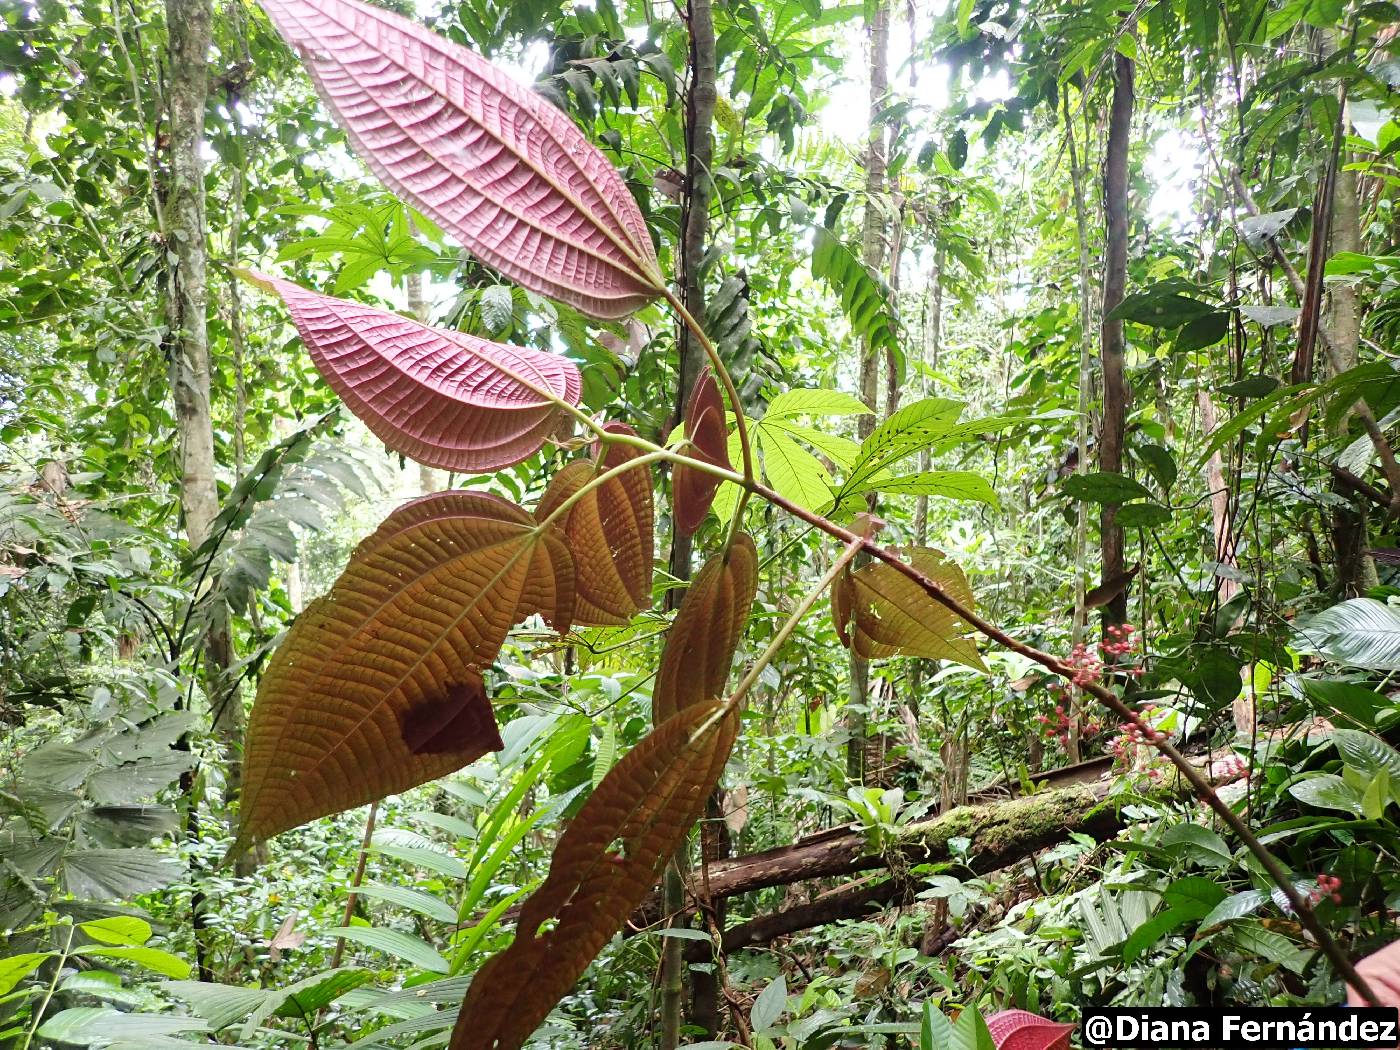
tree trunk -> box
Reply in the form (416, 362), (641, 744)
(406, 272), (443, 495)
(1098, 52), (1134, 630)
(660, 0), (717, 1040)
(847, 0), (890, 785)
(1064, 94), (1095, 763)
(1326, 114), (1378, 596)
(165, 0), (242, 807)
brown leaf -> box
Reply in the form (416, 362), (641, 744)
(236, 492), (573, 851)
(673, 369), (732, 536)
(652, 534), (757, 723)
(1081, 562), (1141, 612)
(267, 912), (306, 962)
(451, 701), (738, 1049)
(832, 547), (985, 671)
(536, 424), (654, 625)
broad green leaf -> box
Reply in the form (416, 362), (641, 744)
(1109, 291), (1215, 328)
(329, 927), (450, 974)
(1159, 824), (1231, 868)
(856, 470), (998, 509)
(1122, 909), (1192, 964)
(843, 398), (964, 491)
(1198, 889), (1268, 929)
(164, 981), (272, 1030)
(751, 974), (787, 1034)
(0, 953), (51, 996)
(764, 389), (872, 419)
(1060, 472), (1153, 504)
(1115, 503), (1172, 528)
(1331, 728), (1400, 781)
(80, 916), (152, 947)
(811, 229), (903, 381)
(759, 428), (835, 511)
(1288, 774), (1364, 816)
(1163, 876), (1227, 918)
(353, 882), (458, 924)
(74, 945), (191, 979)
(1294, 599), (1400, 670)
(763, 420), (861, 470)
(37, 1008), (208, 1042)
(63, 849), (184, 900)
(369, 841), (468, 879)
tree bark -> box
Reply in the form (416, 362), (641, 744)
(848, 0), (890, 784)
(661, 0), (718, 1040)
(1064, 92), (1095, 763)
(1326, 114), (1378, 596)
(1098, 52), (1134, 630)
(165, 0), (242, 806)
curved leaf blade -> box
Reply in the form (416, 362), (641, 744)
(833, 547), (985, 671)
(674, 369), (732, 536)
(237, 492), (573, 849)
(258, 0), (662, 319)
(1294, 598), (1400, 670)
(249, 274), (580, 472)
(536, 425), (654, 625)
(653, 535), (758, 722)
(452, 701), (738, 1049)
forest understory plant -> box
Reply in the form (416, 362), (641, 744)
(197, 0), (1386, 1043)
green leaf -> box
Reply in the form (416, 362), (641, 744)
(76, 945), (191, 979)
(62, 849), (183, 900)
(1331, 728), (1400, 781)
(1115, 503), (1172, 528)
(758, 428), (835, 511)
(1295, 599), (1400, 670)
(656, 927), (712, 941)
(764, 389), (871, 419)
(750, 974), (787, 1034)
(1160, 824), (1231, 867)
(843, 398), (964, 491)
(951, 1006), (996, 1050)
(1198, 889), (1268, 929)
(368, 841), (468, 879)
(764, 421), (861, 470)
(1218, 376), (1280, 399)
(1060, 472), (1153, 504)
(352, 883), (458, 924)
(328, 927), (450, 974)
(922, 1003), (951, 1050)
(163, 981), (272, 1030)
(811, 229), (903, 382)
(1175, 311), (1229, 351)
(1109, 291), (1216, 328)
(1122, 908), (1192, 964)
(1289, 774), (1365, 816)
(857, 470), (998, 509)
(80, 916), (152, 947)
(1363, 768), (1392, 820)
(1302, 679), (1389, 726)
(37, 1008), (209, 1043)
(1228, 921), (1308, 974)
(1163, 877), (1227, 917)
(1135, 443), (1177, 491)
(0, 953), (51, 996)
(272, 968), (372, 1017)
(1240, 304), (1298, 327)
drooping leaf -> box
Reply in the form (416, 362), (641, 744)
(848, 470), (998, 510)
(832, 547), (985, 671)
(653, 536), (758, 722)
(328, 926), (450, 974)
(237, 492), (573, 849)
(536, 425), (653, 625)
(811, 228), (903, 381)
(1060, 472), (1153, 504)
(764, 389), (872, 419)
(248, 274), (580, 472)
(74, 945), (192, 979)
(257, 0), (662, 319)
(452, 701), (738, 1049)
(62, 849), (184, 900)
(1330, 728), (1400, 781)
(674, 369), (732, 536)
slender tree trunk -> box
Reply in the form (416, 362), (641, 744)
(406, 272), (443, 495)
(166, 0), (242, 803)
(1326, 121), (1378, 595)
(847, 0), (890, 784)
(660, 0), (717, 1041)
(1065, 94), (1095, 763)
(1098, 53), (1134, 630)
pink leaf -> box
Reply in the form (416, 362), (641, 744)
(250, 272), (581, 472)
(986, 1010), (1074, 1050)
(258, 0), (663, 320)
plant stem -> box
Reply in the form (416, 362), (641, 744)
(330, 801), (378, 970)
(747, 478), (1380, 1006)
(20, 924), (72, 1050)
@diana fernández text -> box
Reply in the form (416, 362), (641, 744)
(1078, 1007), (1400, 1048)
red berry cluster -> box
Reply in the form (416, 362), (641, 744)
(1067, 624), (1144, 687)
(1211, 754), (1248, 781)
(1312, 873), (1343, 905)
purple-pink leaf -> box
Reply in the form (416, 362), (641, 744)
(249, 273), (580, 472)
(258, 0), (663, 320)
